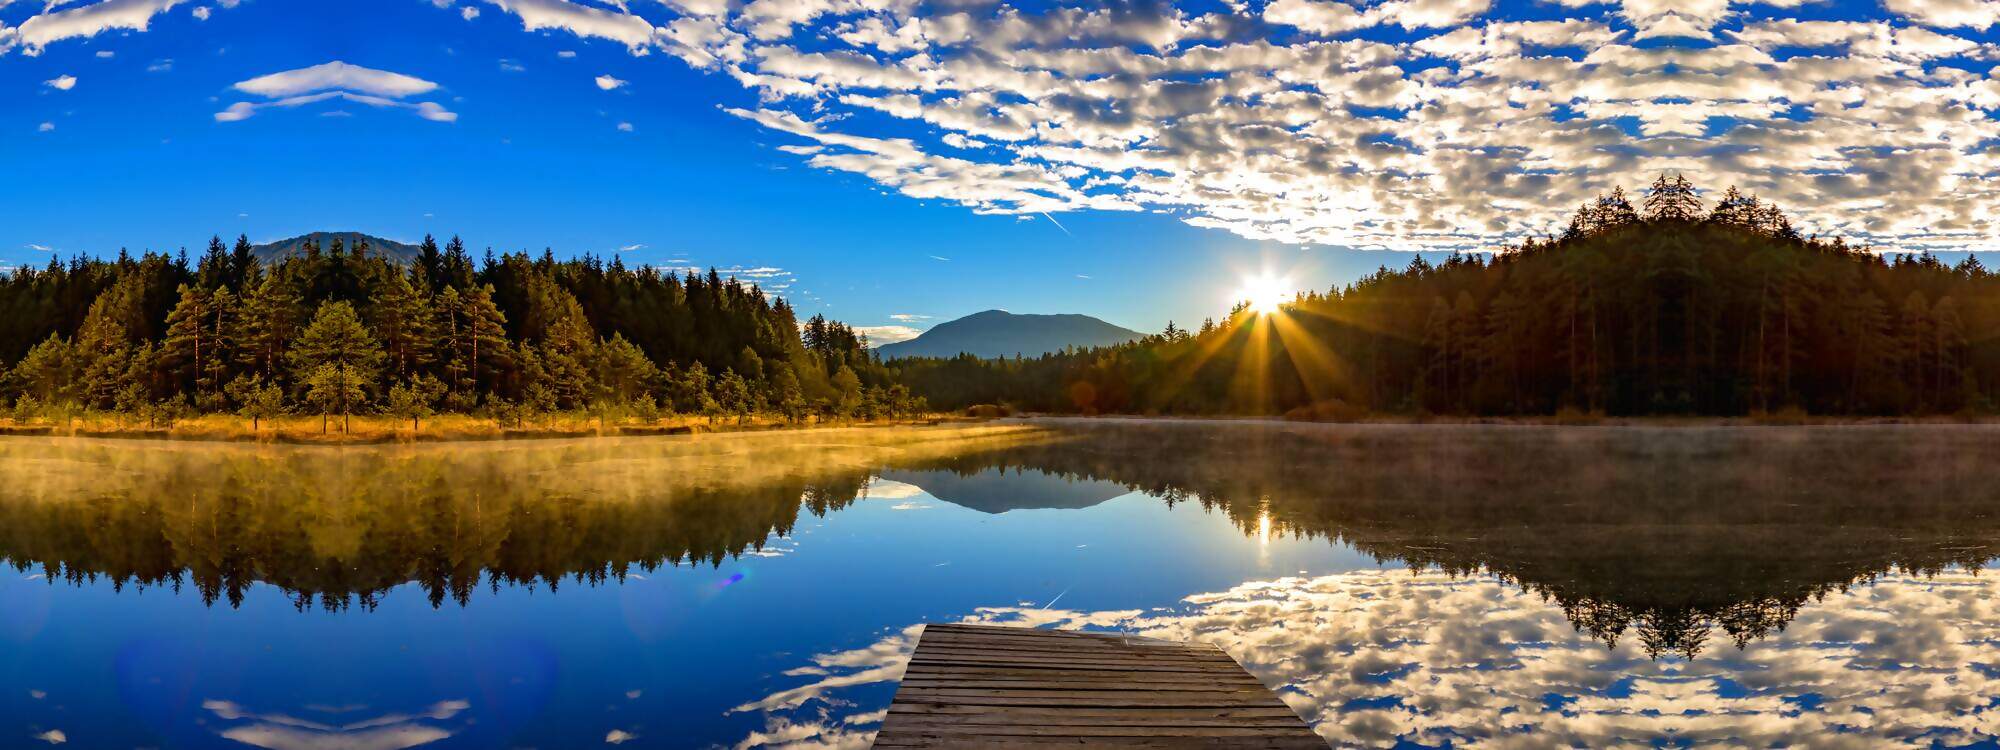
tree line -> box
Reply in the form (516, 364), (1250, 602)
(0, 235), (921, 431)
(896, 175), (2000, 417)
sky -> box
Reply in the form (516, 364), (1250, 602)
(5, 0), (2000, 343)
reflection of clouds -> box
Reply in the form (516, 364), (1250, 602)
(863, 478), (925, 501)
(743, 537), (798, 558)
(202, 699), (470, 750)
(31, 729), (63, 744)
(731, 625), (919, 714)
(726, 625), (922, 748)
(737, 570), (2000, 748)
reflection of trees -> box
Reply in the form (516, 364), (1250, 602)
(896, 422), (2000, 656)
(0, 426), (1047, 610)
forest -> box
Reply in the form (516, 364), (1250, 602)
(895, 175), (2000, 417)
(0, 235), (920, 432)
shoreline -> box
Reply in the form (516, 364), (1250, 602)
(8, 411), (2000, 445)
(0, 414), (972, 445)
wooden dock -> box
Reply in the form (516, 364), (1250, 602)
(875, 622), (1324, 748)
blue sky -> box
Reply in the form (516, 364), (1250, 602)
(6, 0), (1999, 342)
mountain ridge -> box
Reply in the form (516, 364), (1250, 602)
(251, 232), (422, 265)
(876, 309), (1143, 360)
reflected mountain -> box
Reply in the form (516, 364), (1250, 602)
(873, 468), (1129, 513)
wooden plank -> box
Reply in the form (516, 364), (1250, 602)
(876, 623), (1322, 748)
(875, 735), (1327, 749)
(886, 705), (1305, 721)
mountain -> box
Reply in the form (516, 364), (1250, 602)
(875, 310), (1143, 359)
(251, 232), (422, 265)
(874, 468), (1131, 514)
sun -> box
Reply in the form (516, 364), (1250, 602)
(1234, 273), (1292, 315)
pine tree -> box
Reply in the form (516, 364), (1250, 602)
(832, 364), (862, 417)
(1643, 174), (1703, 223)
(385, 374), (446, 432)
(289, 301), (384, 433)
(230, 234), (258, 290)
(8, 335), (75, 405)
(196, 236), (231, 289)
(225, 373), (285, 431)
(157, 284), (236, 404)
(237, 272), (305, 382)
(715, 369), (753, 423)
(769, 362), (807, 422)
(365, 268), (434, 380)
(594, 333), (659, 405)
(463, 285), (513, 396)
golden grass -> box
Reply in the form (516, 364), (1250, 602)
(0, 412), (967, 444)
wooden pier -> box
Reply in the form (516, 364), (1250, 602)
(875, 622), (1324, 748)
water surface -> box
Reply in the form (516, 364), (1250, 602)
(2, 421), (1998, 748)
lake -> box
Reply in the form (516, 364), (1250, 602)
(2, 420), (1998, 748)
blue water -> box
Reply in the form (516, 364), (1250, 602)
(4, 422), (2000, 748)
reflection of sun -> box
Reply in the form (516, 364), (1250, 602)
(1234, 273), (1292, 315)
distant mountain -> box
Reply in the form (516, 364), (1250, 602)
(251, 232), (422, 265)
(875, 468), (1131, 514)
(875, 310), (1143, 359)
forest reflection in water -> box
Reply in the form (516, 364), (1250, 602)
(7, 421), (2000, 747)
(0, 425), (1052, 610)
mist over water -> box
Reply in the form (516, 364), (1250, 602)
(3, 422), (1999, 747)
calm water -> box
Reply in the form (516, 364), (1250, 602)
(4, 421), (2000, 748)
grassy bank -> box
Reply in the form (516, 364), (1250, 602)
(0, 412), (965, 444)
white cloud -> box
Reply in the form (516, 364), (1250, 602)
(616, 121), (633, 131)
(498, 58), (525, 71)
(92, 49), (111, 57)
(31, 730), (63, 744)
(219, 62), (455, 122)
(145, 57), (171, 72)
(190, 4), (207, 20)
(234, 61), (438, 98)
(557, 49), (577, 58)
(604, 729), (637, 744)
(887, 313), (930, 322)
(37, 122), (54, 132)
(481, 0), (659, 52)
(854, 325), (922, 345)
(201, 699), (469, 750)
(43, 74), (75, 90)
(460, 5), (477, 20)
(594, 73), (626, 89)
(1885, 0), (2000, 30)
(7, 0), (185, 56)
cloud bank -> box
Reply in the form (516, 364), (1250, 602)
(458, 0), (2000, 252)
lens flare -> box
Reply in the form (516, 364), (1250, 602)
(1234, 273), (1292, 315)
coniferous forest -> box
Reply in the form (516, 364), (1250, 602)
(895, 176), (2000, 418)
(0, 235), (919, 432)
(11, 175), (2000, 430)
